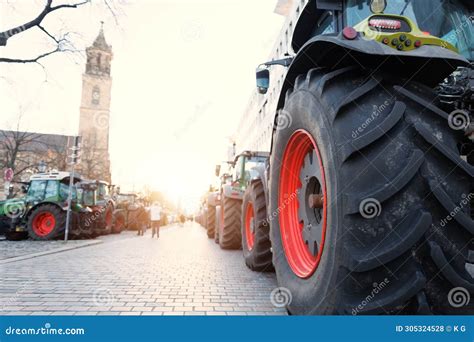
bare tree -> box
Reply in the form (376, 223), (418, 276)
(0, 0), (122, 65)
(0, 116), (44, 181)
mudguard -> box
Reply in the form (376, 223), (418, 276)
(271, 32), (470, 155)
(207, 191), (220, 207)
(222, 184), (245, 201)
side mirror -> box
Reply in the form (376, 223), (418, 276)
(215, 165), (221, 177)
(256, 68), (270, 94)
(21, 185), (28, 194)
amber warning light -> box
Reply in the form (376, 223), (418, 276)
(369, 18), (402, 30)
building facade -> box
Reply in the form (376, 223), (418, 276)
(234, 0), (307, 154)
(77, 25), (113, 183)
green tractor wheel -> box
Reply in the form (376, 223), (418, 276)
(242, 180), (273, 272)
(269, 67), (473, 315)
(219, 197), (242, 250)
(206, 204), (216, 239)
(27, 204), (66, 241)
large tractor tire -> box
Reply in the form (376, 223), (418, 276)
(207, 205), (216, 239)
(242, 180), (273, 272)
(214, 205), (221, 244)
(27, 204), (66, 240)
(269, 67), (473, 315)
(219, 197), (242, 250)
(112, 211), (125, 234)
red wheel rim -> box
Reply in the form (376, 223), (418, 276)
(32, 212), (56, 237)
(245, 202), (255, 250)
(279, 129), (327, 279)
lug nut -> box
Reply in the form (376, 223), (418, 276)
(308, 194), (324, 209)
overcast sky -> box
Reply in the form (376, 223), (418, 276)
(0, 0), (285, 210)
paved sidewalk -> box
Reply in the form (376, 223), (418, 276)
(0, 223), (284, 316)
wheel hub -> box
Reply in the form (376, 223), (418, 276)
(298, 150), (324, 257)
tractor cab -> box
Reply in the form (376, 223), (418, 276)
(257, 0), (473, 93)
(230, 151), (269, 190)
(26, 171), (82, 207)
(292, 0), (473, 58)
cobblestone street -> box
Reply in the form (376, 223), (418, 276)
(0, 223), (284, 316)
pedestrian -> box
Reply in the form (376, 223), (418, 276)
(150, 202), (161, 239)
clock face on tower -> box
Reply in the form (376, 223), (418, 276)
(92, 86), (100, 105)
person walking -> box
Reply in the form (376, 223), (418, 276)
(150, 202), (161, 239)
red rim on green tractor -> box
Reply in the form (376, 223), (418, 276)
(32, 212), (56, 237)
(245, 202), (255, 250)
(279, 129), (327, 279)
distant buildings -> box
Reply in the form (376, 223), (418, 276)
(0, 25), (114, 199)
(234, 0), (307, 154)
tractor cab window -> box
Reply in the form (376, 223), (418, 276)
(234, 156), (244, 182)
(82, 190), (96, 206)
(44, 181), (58, 199)
(345, 0), (474, 60)
(59, 182), (77, 201)
(27, 180), (46, 200)
(98, 184), (109, 200)
(312, 11), (336, 36)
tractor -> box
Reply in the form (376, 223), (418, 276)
(251, 0), (473, 314)
(76, 180), (117, 236)
(114, 193), (149, 231)
(214, 151), (269, 250)
(1, 171), (84, 240)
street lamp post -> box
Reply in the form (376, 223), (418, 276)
(64, 136), (81, 242)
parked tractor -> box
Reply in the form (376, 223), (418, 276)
(215, 151), (269, 250)
(76, 180), (117, 236)
(115, 193), (148, 231)
(1, 171), (84, 240)
(251, 0), (473, 314)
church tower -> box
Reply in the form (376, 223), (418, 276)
(78, 23), (113, 182)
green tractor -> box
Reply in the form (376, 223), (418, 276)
(253, 0), (473, 314)
(1, 171), (84, 240)
(214, 151), (269, 250)
(76, 180), (117, 236)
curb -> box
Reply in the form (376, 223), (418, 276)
(0, 240), (103, 265)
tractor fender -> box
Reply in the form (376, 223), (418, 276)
(270, 33), (470, 154)
(222, 184), (244, 201)
(207, 191), (220, 207)
(28, 201), (65, 215)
